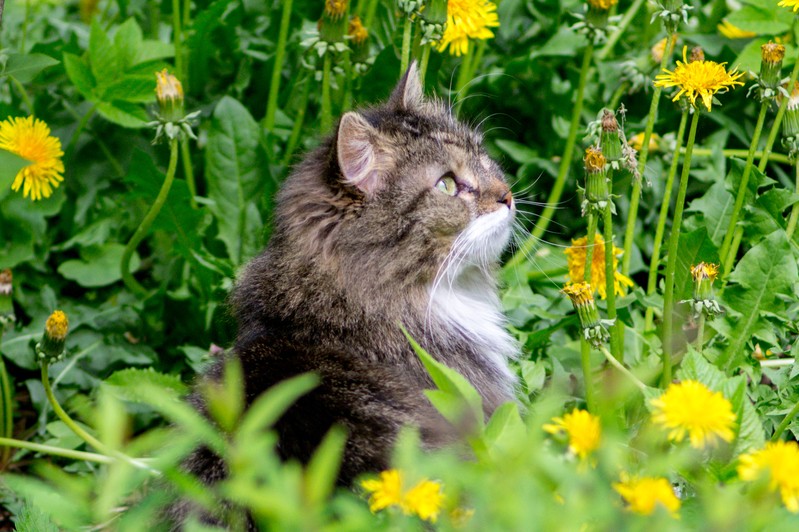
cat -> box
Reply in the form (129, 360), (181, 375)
(174, 62), (519, 525)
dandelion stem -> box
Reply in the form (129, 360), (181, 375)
(400, 14), (414, 76)
(505, 43), (594, 272)
(264, 0), (294, 132)
(599, 346), (647, 392)
(645, 110), (688, 333)
(584, 215), (598, 282)
(621, 33), (675, 276)
(171, 0), (184, 82)
(0, 437), (114, 464)
(688, 148), (791, 165)
(180, 138), (197, 208)
(0, 329), (12, 466)
(608, 81), (630, 112)
(320, 54), (333, 132)
(453, 48), (475, 116)
(363, 0), (379, 28)
(661, 110), (700, 386)
(603, 181), (622, 360)
(419, 45), (432, 87)
(718, 102), (769, 278)
(787, 162), (799, 240)
(282, 74), (312, 166)
(10, 76), (34, 115)
(466, 40), (487, 84)
(581, 214), (598, 412)
(772, 400), (799, 442)
(121, 139), (179, 297)
(695, 314), (705, 353)
(596, 0), (646, 61)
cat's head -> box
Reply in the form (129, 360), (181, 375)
(280, 62), (514, 289)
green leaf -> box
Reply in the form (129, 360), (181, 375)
(236, 373), (319, 440)
(687, 181), (733, 247)
(530, 26), (586, 59)
(677, 348), (727, 392)
(745, 188), (799, 243)
(95, 100), (149, 128)
(134, 41), (175, 64)
(100, 75), (156, 103)
(88, 20), (120, 82)
(205, 96), (266, 264)
(14, 502), (60, 532)
(727, 2), (791, 35)
(104, 368), (188, 402)
(63, 53), (96, 99)
(113, 18), (143, 71)
(495, 139), (539, 164)
(2, 53), (59, 83)
(304, 426), (347, 506)
(484, 402), (526, 459)
(719, 231), (797, 369)
(58, 243), (140, 287)
(0, 149), (31, 198)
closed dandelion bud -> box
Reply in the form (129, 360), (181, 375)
(652, 0), (689, 34)
(684, 262), (723, 319)
(781, 83), (799, 158)
(0, 269), (14, 327)
(36, 310), (69, 365)
(155, 69), (184, 123)
(750, 42), (786, 102)
(600, 109), (622, 163)
(562, 282), (611, 348)
(420, 0), (447, 44)
(581, 146), (610, 215)
(320, 0), (349, 43)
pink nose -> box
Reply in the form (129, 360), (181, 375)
(499, 190), (513, 208)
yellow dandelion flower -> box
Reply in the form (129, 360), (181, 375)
(613, 473), (681, 517)
(0, 116), (64, 201)
(565, 234), (634, 300)
(654, 46), (744, 112)
(361, 469), (404, 512)
(738, 441), (799, 513)
(717, 19), (756, 39)
(587, 0), (618, 11)
(779, 0), (799, 12)
(543, 408), (602, 460)
(437, 0), (500, 57)
(402, 479), (445, 523)
(348, 15), (368, 46)
(690, 262), (719, 283)
(629, 132), (661, 152)
(324, 0), (347, 19)
(650, 380), (736, 449)
(45, 310), (69, 341)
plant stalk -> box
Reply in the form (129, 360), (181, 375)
(180, 138), (197, 208)
(580, 213), (598, 412)
(282, 75), (312, 165)
(419, 44), (432, 87)
(320, 54), (333, 132)
(603, 181), (621, 360)
(757, 50), (799, 173)
(599, 346), (646, 391)
(787, 162), (799, 240)
(772, 400), (799, 441)
(0, 437), (114, 464)
(0, 328), (11, 466)
(171, 0), (184, 82)
(400, 14), (413, 76)
(695, 313), (705, 353)
(264, 0), (294, 131)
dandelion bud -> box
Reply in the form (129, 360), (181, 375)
(600, 109), (622, 163)
(581, 147), (610, 216)
(36, 310), (69, 365)
(562, 282), (611, 348)
(419, 0), (447, 44)
(750, 42), (787, 102)
(689, 46), (704, 63)
(320, 0), (349, 43)
(348, 16), (368, 46)
(0, 270), (14, 327)
(324, 0), (347, 19)
(781, 82), (799, 152)
(652, 0), (690, 34)
(155, 69), (184, 123)
(684, 262), (723, 319)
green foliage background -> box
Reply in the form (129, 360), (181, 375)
(1, 0), (799, 529)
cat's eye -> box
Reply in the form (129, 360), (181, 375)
(436, 176), (458, 196)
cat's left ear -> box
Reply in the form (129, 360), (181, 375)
(389, 61), (423, 110)
(337, 112), (383, 195)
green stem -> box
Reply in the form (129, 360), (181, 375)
(688, 148), (791, 165)
(363, 0), (379, 29)
(621, 33), (675, 276)
(504, 43), (594, 272)
(787, 163), (799, 240)
(603, 179), (621, 360)
(400, 14), (413, 76)
(419, 45), (432, 87)
(21, 0), (30, 51)
(718, 102), (769, 278)
(10, 76), (34, 114)
(661, 110), (700, 386)
(121, 139), (179, 297)
(596, 0), (646, 60)
(0, 332), (12, 466)
(64, 106), (96, 163)
(580, 214), (598, 412)
(599, 346), (647, 392)
(466, 40), (487, 83)
(453, 49), (474, 116)
(644, 111), (688, 332)
(171, 0), (184, 82)
(584, 214), (598, 282)
(180, 138), (197, 208)
(772, 400), (799, 441)
(282, 75), (312, 166)
(757, 50), (799, 174)
(264, 0), (294, 131)
(182, 0), (191, 28)
(320, 54), (333, 132)
(695, 313), (705, 353)
(0, 437), (113, 464)
(607, 81), (630, 112)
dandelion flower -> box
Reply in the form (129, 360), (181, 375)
(587, 0), (618, 10)
(565, 234), (634, 300)
(402, 479), (445, 523)
(613, 473), (680, 517)
(738, 441), (799, 513)
(437, 0), (499, 57)
(690, 262), (719, 283)
(779, 0), (799, 12)
(654, 46), (744, 112)
(543, 408), (602, 460)
(348, 15), (368, 46)
(650, 380), (736, 449)
(0, 116), (64, 201)
(717, 20), (756, 39)
(629, 132), (661, 152)
(361, 469), (404, 512)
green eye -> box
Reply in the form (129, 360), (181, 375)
(436, 176), (458, 196)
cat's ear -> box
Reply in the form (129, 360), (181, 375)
(337, 112), (382, 195)
(389, 60), (423, 110)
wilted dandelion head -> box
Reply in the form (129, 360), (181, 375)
(348, 15), (368, 45)
(543, 408), (602, 460)
(761, 42), (786, 65)
(717, 20), (756, 39)
(690, 262), (719, 283)
(654, 46), (745, 112)
(583, 146), (606, 173)
(650, 380), (736, 449)
(564, 234), (634, 299)
(738, 441), (799, 513)
(0, 116), (65, 201)
(325, 0), (348, 19)
(437, 0), (499, 57)
(613, 473), (681, 517)
(562, 282), (594, 307)
(155, 69), (184, 107)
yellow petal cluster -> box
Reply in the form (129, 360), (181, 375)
(738, 441), (799, 513)
(543, 408), (602, 460)
(690, 262), (719, 283)
(0, 116), (65, 201)
(629, 132), (661, 152)
(437, 0), (499, 57)
(587, 0), (618, 10)
(324, 0), (348, 19)
(613, 473), (681, 517)
(565, 234), (634, 300)
(654, 46), (744, 112)
(562, 282), (595, 307)
(779, 0), (799, 12)
(45, 310), (69, 341)
(717, 20), (756, 39)
(650, 380), (736, 449)
(361, 469), (444, 522)
(348, 15), (368, 45)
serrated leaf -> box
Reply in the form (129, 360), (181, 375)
(89, 20), (120, 81)
(727, 3), (791, 35)
(3, 53), (59, 83)
(63, 53), (96, 99)
(677, 348), (727, 392)
(14, 502), (60, 532)
(104, 368), (187, 402)
(687, 181), (733, 247)
(113, 18), (143, 71)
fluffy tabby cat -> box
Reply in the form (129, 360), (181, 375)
(176, 63), (519, 525)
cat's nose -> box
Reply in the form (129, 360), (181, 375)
(499, 190), (513, 208)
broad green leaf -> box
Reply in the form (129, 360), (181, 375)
(205, 96), (266, 264)
(745, 188), (799, 244)
(63, 53), (96, 99)
(687, 181), (732, 247)
(0, 149), (31, 198)
(304, 426), (347, 506)
(135, 41), (175, 64)
(673, 227), (719, 303)
(484, 402), (526, 459)
(101, 75), (156, 103)
(3, 476), (87, 530)
(495, 139), (539, 164)
(113, 18), (143, 71)
(58, 243), (140, 287)
(89, 20), (120, 82)
(727, 2), (791, 35)
(677, 348), (727, 392)
(104, 368), (188, 402)
(3, 53), (59, 83)
(95, 100), (149, 128)
(719, 231), (796, 369)
(530, 26), (586, 59)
